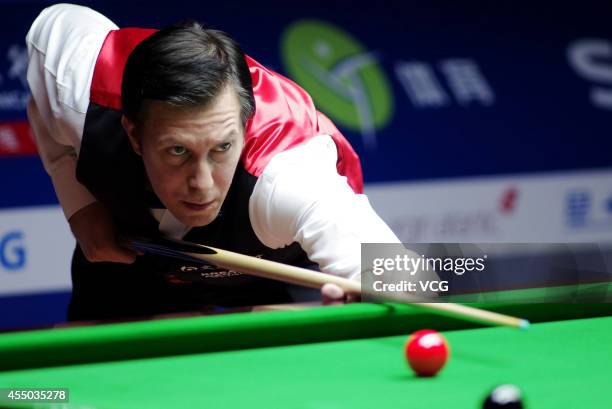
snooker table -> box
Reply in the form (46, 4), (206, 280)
(1, 298), (612, 409)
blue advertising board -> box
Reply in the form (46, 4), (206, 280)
(1, 0), (611, 208)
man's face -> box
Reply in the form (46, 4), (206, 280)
(123, 86), (244, 227)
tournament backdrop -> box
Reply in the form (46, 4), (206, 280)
(0, 0), (611, 329)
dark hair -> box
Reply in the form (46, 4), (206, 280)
(121, 22), (255, 126)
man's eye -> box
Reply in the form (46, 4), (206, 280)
(214, 142), (232, 153)
(168, 146), (187, 156)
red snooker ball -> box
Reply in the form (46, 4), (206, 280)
(405, 329), (450, 377)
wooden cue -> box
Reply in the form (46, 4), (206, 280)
(151, 241), (529, 329)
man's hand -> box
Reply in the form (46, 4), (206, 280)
(321, 283), (360, 305)
(69, 201), (138, 264)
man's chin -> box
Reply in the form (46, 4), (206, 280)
(182, 213), (218, 228)
(170, 208), (219, 228)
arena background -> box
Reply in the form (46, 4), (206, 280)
(1, 0), (611, 329)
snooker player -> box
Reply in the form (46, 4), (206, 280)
(25, 4), (401, 320)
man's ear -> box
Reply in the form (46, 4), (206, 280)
(121, 115), (142, 156)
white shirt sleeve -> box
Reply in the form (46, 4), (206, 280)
(25, 4), (118, 219)
(249, 134), (401, 280)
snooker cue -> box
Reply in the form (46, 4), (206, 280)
(129, 238), (529, 329)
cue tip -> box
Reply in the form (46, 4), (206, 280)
(519, 319), (530, 330)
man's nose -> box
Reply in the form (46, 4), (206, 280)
(188, 159), (214, 191)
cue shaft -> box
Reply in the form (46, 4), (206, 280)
(176, 246), (528, 329)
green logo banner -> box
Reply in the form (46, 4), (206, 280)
(281, 20), (393, 148)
